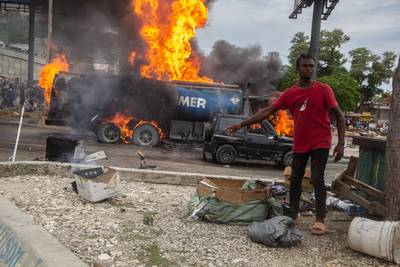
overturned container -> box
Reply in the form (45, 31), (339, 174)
(74, 167), (122, 203)
(348, 217), (400, 264)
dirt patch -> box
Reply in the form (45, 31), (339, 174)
(0, 175), (394, 267)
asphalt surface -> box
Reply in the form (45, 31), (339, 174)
(0, 117), (349, 183)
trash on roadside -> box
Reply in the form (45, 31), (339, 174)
(332, 156), (386, 217)
(326, 196), (366, 216)
(248, 216), (303, 247)
(348, 217), (400, 264)
(266, 198), (283, 218)
(74, 167), (122, 203)
(137, 150), (157, 169)
(84, 151), (108, 163)
(187, 177), (270, 225)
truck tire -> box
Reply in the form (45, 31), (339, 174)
(216, 144), (237, 165)
(96, 123), (121, 143)
(133, 124), (160, 146)
(282, 151), (293, 167)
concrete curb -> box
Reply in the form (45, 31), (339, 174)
(0, 161), (277, 186)
(0, 195), (88, 267)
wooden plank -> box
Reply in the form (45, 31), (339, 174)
(332, 179), (387, 217)
(343, 156), (358, 177)
(342, 175), (385, 202)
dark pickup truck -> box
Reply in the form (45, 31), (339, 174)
(203, 114), (293, 167)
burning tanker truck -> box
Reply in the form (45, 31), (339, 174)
(46, 72), (243, 146)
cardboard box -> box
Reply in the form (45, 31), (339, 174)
(197, 177), (269, 204)
(283, 166), (314, 192)
(75, 167), (122, 202)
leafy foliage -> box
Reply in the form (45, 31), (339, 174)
(349, 48), (397, 104)
(318, 72), (361, 112)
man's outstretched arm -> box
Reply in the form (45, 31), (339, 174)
(226, 104), (278, 134)
(331, 106), (346, 161)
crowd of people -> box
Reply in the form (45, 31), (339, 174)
(0, 76), (44, 112)
(345, 118), (389, 135)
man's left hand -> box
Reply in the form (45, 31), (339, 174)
(333, 144), (344, 162)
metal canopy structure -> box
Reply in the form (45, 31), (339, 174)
(289, 0), (339, 20)
(0, 0), (46, 11)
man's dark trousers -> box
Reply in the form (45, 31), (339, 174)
(289, 148), (329, 220)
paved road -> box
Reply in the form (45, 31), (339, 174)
(0, 120), (349, 183)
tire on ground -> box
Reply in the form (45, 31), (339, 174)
(96, 123), (121, 143)
(282, 150), (293, 167)
(133, 124), (160, 146)
(216, 144), (237, 165)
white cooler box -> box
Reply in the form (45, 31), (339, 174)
(75, 167), (122, 202)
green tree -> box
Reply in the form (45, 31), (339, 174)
(287, 29), (349, 76)
(318, 71), (361, 112)
(318, 29), (350, 76)
(349, 48), (397, 105)
(288, 32), (309, 66)
(276, 65), (298, 91)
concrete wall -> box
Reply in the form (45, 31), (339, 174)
(0, 47), (46, 82)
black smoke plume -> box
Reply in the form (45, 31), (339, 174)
(200, 40), (282, 96)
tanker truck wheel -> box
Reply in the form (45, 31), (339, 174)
(96, 123), (121, 143)
(216, 144), (237, 165)
(133, 124), (160, 146)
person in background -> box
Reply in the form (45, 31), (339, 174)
(226, 54), (345, 235)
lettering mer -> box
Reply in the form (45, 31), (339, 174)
(177, 96), (206, 109)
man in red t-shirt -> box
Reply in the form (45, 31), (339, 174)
(227, 54), (345, 235)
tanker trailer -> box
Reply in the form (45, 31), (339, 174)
(46, 73), (243, 146)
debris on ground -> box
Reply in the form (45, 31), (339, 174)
(137, 151), (157, 169)
(74, 167), (123, 203)
(248, 216), (303, 247)
(0, 175), (395, 266)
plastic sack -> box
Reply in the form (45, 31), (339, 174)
(248, 216), (303, 247)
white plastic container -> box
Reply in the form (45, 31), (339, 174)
(348, 217), (400, 263)
(75, 167), (122, 202)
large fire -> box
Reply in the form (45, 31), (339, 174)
(131, 0), (211, 82)
(38, 53), (69, 104)
(105, 112), (134, 143)
(270, 110), (294, 137)
(105, 112), (165, 143)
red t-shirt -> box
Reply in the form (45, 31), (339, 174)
(273, 81), (338, 153)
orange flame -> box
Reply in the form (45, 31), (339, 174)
(131, 0), (211, 82)
(250, 123), (262, 130)
(270, 110), (294, 137)
(135, 120), (165, 140)
(105, 113), (166, 143)
(38, 53), (69, 105)
(106, 112), (134, 143)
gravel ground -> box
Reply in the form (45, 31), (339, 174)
(0, 174), (395, 267)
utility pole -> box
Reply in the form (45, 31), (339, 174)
(289, 0), (339, 77)
(27, 4), (35, 90)
(309, 0), (323, 78)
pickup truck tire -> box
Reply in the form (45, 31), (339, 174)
(96, 123), (121, 143)
(216, 144), (237, 165)
(133, 124), (159, 146)
(282, 151), (293, 167)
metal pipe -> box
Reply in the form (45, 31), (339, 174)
(47, 0), (53, 61)
(12, 104), (25, 162)
(27, 4), (35, 89)
(309, 0), (324, 78)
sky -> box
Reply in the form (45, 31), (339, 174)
(197, 0), (400, 65)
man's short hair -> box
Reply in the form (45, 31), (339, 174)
(296, 54), (315, 68)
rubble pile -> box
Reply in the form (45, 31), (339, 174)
(0, 174), (394, 266)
